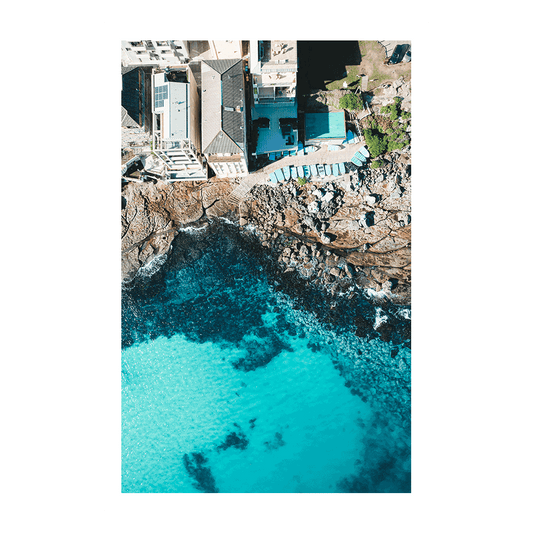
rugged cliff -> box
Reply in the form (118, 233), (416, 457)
(121, 149), (411, 305)
(121, 178), (235, 282)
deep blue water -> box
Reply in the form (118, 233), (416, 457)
(122, 220), (411, 493)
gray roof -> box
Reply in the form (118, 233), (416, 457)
(203, 58), (240, 75)
(121, 65), (137, 76)
(201, 59), (245, 155)
(121, 106), (141, 128)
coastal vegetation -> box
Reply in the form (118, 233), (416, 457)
(338, 92), (364, 111)
(363, 96), (411, 158)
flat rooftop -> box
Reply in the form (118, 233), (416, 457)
(250, 40), (298, 74)
(252, 102), (298, 154)
(305, 112), (346, 140)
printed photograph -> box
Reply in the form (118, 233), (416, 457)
(121, 40), (411, 493)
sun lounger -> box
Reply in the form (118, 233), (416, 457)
(269, 172), (278, 183)
(282, 166), (290, 179)
(290, 166), (297, 179)
(339, 162), (346, 174)
(328, 144), (341, 151)
(311, 164), (318, 177)
(317, 164), (325, 177)
(360, 146), (370, 158)
(325, 164), (331, 176)
(351, 157), (362, 167)
(275, 168), (285, 182)
(304, 165), (311, 178)
(347, 130), (355, 144)
(354, 151), (366, 162)
(269, 153), (276, 161)
(332, 163), (339, 176)
(297, 166), (304, 178)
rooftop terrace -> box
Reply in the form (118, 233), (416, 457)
(252, 101), (298, 154)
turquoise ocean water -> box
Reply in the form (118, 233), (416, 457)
(122, 222), (411, 493)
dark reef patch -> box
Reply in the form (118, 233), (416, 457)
(232, 332), (294, 372)
(183, 452), (219, 493)
(122, 220), (410, 352)
(216, 424), (249, 452)
(264, 431), (286, 451)
(336, 412), (411, 493)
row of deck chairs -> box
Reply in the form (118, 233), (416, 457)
(269, 162), (349, 183)
(267, 143), (317, 161)
(350, 146), (370, 167)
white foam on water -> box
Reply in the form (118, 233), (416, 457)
(396, 308), (411, 320)
(364, 288), (388, 299)
(373, 307), (388, 330)
(136, 251), (169, 279)
(219, 216), (239, 227)
(178, 224), (208, 233)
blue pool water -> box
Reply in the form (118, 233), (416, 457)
(122, 221), (411, 493)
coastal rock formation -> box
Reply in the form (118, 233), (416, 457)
(239, 154), (411, 304)
(121, 178), (234, 282)
(122, 145), (411, 304)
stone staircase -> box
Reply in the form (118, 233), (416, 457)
(225, 173), (267, 206)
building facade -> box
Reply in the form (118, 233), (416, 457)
(201, 59), (248, 177)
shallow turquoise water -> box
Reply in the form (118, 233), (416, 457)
(122, 223), (411, 492)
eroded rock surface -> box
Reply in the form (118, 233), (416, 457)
(121, 178), (234, 282)
(122, 152), (411, 304)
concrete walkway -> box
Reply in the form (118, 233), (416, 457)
(249, 139), (367, 181)
(223, 140), (371, 207)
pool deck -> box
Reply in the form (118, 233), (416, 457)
(229, 139), (368, 198)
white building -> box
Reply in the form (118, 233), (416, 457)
(250, 40), (298, 105)
(148, 67), (207, 181)
(201, 59), (248, 178)
(121, 40), (190, 68)
(249, 41), (299, 157)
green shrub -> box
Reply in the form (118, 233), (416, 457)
(364, 129), (387, 158)
(394, 96), (402, 105)
(387, 140), (401, 151)
(402, 111), (411, 120)
(386, 128), (393, 135)
(371, 120), (378, 129)
(338, 92), (363, 111)
(297, 176), (307, 186)
(390, 107), (399, 120)
(381, 105), (390, 114)
(393, 120), (399, 128)
(371, 160), (384, 169)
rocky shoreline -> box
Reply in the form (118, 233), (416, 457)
(122, 147), (411, 307)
